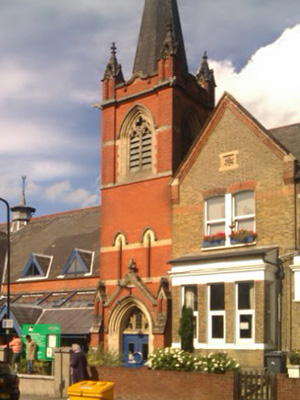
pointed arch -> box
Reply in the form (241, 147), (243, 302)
(140, 227), (156, 245)
(117, 105), (156, 181)
(112, 231), (127, 246)
(106, 296), (153, 353)
(118, 105), (154, 139)
(112, 232), (126, 280)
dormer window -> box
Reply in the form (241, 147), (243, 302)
(61, 249), (93, 276)
(20, 254), (51, 279)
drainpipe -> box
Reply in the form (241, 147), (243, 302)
(291, 164), (298, 350)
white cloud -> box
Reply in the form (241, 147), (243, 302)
(30, 161), (82, 181)
(0, 61), (36, 101)
(45, 180), (99, 207)
(211, 23), (300, 128)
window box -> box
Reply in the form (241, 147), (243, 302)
(202, 239), (225, 248)
(230, 235), (255, 245)
(202, 233), (226, 248)
(230, 230), (257, 245)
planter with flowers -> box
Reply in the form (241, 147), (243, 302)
(229, 229), (257, 245)
(288, 349), (300, 378)
(202, 232), (226, 248)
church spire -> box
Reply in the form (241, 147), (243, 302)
(132, 0), (188, 77)
(102, 42), (124, 84)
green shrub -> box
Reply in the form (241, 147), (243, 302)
(146, 348), (240, 373)
(87, 345), (122, 367)
(290, 349), (300, 365)
(178, 306), (194, 352)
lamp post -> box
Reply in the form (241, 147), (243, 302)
(0, 198), (10, 362)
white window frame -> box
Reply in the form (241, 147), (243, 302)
(207, 284), (225, 343)
(181, 286), (198, 341)
(232, 191), (255, 231)
(204, 191), (255, 247)
(235, 282), (255, 344)
(204, 196), (226, 236)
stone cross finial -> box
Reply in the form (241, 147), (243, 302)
(127, 258), (136, 273)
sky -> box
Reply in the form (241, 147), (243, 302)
(0, 0), (300, 220)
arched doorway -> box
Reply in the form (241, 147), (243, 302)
(107, 298), (152, 368)
(122, 306), (149, 368)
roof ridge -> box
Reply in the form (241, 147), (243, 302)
(30, 205), (99, 222)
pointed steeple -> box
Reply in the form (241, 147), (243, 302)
(10, 176), (36, 232)
(196, 52), (216, 106)
(133, 0), (188, 77)
(102, 42), (124, 84)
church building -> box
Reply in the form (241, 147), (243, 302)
(93, 0), (215, 366)
(1, 0), (300, 370)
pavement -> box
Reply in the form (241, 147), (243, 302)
(20, 397), (67, 400)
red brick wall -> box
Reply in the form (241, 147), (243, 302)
(10, 276), (98, 294)
(277, 374), (300, 400)
(91, 366), (235, 400)
(100, 178), (172, 280)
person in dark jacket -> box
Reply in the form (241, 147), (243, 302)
(70, 344), (89, 384)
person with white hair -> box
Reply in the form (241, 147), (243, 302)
(70, 343), (89, 384)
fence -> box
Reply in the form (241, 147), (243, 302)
(236, 370), (276, 400)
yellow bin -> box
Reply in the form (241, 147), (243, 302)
(67, 380), (115, 400)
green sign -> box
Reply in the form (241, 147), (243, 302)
(22, 324), (61, 361)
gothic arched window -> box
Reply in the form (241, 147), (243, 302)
(129, 116), (152, 172)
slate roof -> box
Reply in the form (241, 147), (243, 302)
(37, 308), (94, 335)
(2, 291), (96, 335)
(10, 304), (43, 327)
(4, 206), (99, 282)
(269, 123), (300, 162)
(133, 0), (188, 76)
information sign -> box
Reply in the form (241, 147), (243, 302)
(2, 319), (13, 329)
(22, 324), (60, 360)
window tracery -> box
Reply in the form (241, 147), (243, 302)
(129, 116), (152, 172)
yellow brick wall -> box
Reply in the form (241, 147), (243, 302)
(171, 104), (298, 366)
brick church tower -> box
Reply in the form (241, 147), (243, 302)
(93, 0), (215, 366)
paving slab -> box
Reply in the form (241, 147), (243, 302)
(20, 397), (67, 400)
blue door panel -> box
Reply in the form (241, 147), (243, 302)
(123, 334), (148, 368)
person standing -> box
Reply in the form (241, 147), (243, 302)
(9, 334), (22, 372)
(70, 344), (89, 384)
(25, 335), (36, 374)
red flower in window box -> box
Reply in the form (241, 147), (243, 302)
(204, 232), (226, 242)
(202, 232), (226, 247)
